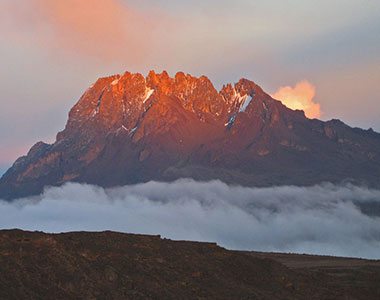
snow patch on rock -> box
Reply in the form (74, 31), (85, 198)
(225, 115), (236, 128)
(239, 95), (253, 113)
(111, 78), (119, 86)
(143, 87), (154, 103)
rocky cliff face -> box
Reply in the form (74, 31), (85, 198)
(1, 71), (380, 199)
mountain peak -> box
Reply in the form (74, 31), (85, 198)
(1, 70), (380, 200)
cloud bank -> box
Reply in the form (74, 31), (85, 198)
(1, 179), (380, 259)
(272, 81), (321, 119)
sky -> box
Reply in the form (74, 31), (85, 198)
(1, 179), (380, 259)
(0, 0), (379, 174)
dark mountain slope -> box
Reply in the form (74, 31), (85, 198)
(1, 230), (379, 299)
(1, 71), (379, 199)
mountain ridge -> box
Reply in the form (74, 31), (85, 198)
(1, 70), (380, 200)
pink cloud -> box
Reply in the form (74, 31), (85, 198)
(1, 0), (169, 64)
(271, 81), (321, 119)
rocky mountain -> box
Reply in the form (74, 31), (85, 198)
(1, 229), (380, 299)
(1, 71), (380, 200)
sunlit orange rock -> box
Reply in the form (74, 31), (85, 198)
(1, 71), (380, 200)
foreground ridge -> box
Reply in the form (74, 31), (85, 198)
(0, 229), (379, 299)
(1, 71), (380, 199)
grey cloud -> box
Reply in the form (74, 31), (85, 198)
(1, 179), (380, 259)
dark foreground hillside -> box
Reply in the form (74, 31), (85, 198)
(0, 230), (379, 299)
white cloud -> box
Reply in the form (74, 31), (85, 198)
(1, 179), (380, 259)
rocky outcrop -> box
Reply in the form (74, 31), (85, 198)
(1, 71), (380, 200)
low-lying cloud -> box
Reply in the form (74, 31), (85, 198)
(1, 179), (380, 259)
